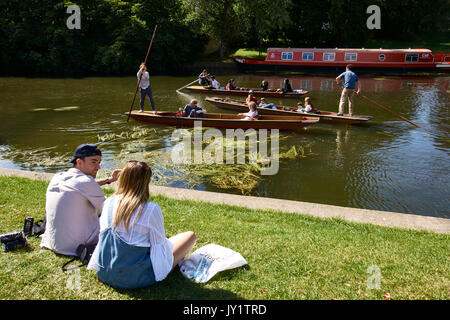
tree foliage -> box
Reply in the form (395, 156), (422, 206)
(0, 0), (448, 76)
(0, 0), (206, 76)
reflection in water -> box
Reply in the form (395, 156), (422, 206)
(0, 75), (448, 218)
(334, 127), (350, 169)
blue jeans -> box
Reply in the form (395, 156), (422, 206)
(140, 87), (156, 111)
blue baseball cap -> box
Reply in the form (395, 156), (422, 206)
(69, 143), (102, 164)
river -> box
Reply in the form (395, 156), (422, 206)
(0, 74), (448, 218)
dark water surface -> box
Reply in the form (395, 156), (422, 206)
(0, 74), (449, 218)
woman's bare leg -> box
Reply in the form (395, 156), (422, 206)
(169, 231), (197, 269)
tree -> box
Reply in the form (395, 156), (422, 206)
(183, 0), (240, 58)
(236, 0), (291, 52)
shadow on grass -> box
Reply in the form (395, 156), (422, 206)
(104, 269), (246, 300)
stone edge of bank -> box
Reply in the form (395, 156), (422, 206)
(1, 168), (448, 234)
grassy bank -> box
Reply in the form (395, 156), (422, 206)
(233, 48), (267, 59)
(0, 176), (448, 300)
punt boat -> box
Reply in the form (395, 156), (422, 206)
(126, 110), (319, 130)
(185, 85), (308, 99)
(205, 97), (372, 125)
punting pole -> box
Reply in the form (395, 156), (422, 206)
(336, 81), (421, 128)
(127, 24), (158, 122)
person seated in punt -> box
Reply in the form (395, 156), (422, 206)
(258, 97), (277, 109)
(238, 102), (258, 120)
(175, 108), (183, 117)
(226, 79), (238, 91)
(245, 90), (258, 105)
(211, 75), (220, 89)
(260, 80), (269, 91)
(198, 69), (211, 86)
(183, 99), (207, 118)
(297, 97), (320, 114)
(280, 78), (293, 93)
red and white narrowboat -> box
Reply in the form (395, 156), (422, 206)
(234, 48), (450, 73)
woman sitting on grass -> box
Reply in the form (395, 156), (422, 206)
(87, 160), (197, 289)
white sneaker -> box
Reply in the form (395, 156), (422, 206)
(153, 110), (157, 114)
(138, 109), (144, 113)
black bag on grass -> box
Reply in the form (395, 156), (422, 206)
(32, 218), (46, 236)
(62, 243), (97, 272)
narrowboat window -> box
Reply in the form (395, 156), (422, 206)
(281, 52), (293, 60)
(302, 52), (314, 61)
(379, 54), (386, 61)
(323, 52), (335, 61)
(405, 53), (419, 62)
(345, 53), (357, 61)
(301, 80), (313, 91)
(375, 82), (383, 92)
(320, 80), (334, 91)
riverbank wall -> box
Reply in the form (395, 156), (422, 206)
(0, 168), (448, 234)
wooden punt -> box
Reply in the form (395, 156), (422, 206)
(185, 85), (308, 99)
(205, 97), (372, 125)
(126, 110), (319, 130)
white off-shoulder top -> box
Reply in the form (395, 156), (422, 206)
(87, 196), (174, 282)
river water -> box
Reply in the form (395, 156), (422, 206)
(0, 74), (449, 218)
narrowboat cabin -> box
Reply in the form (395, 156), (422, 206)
(234, 48), (450, 73)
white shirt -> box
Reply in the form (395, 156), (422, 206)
(137, 70), (150, 89)
(212, 79), (220, 89)
(243, 110), (258, 120)
(40, 168), (105, 256)
(87, 196), (174, 282)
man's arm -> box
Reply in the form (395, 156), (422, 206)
(356, 80), (361, 95)
(96, 169), (121, 186)
(336, 72), (345, 83)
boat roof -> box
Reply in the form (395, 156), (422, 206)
(268, 48), (432, 53)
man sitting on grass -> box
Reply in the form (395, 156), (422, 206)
(40, 144), (121, 256)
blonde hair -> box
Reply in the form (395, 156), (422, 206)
(304, 97), (312, 105)
(248, 101), (257, 111)
(113, 161), (152, 232)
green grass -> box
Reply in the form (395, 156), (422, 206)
(0, 176), (449, 300)
(232, 49), (267, 59)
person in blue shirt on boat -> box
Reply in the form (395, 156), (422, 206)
(137, 63), (157, 114)
(183, 99), (207, 118)
(336, 64), (361, 116)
